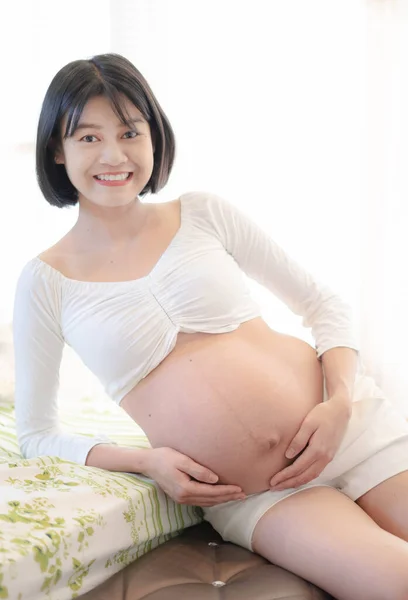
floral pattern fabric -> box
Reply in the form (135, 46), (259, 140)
(0, 398), (202, 600)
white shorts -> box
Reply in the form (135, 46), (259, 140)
(203, 372), (408, 551)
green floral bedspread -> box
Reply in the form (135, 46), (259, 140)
(0, 398), (203, 600)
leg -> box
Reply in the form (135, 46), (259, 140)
(251, 486), (408, 600)
(357, 470), (408, 541)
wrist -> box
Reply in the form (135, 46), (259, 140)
(86, 443), (154, 474)
(138, 447), (158, 477)
(328, 393), (353, 419)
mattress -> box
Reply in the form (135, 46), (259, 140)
(0, 396), (203, 600)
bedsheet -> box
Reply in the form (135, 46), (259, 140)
(0, 397), (202, 600)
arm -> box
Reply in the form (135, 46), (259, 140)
(85, 443), (152, 471)
(204, 192), (360, 362)
(320, 346), (359, 412)
(13, 261), (137, 467)
(203, 193), (361, 490)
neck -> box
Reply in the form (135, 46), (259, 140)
(73, 196), (150, 246)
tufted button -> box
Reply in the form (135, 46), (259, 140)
(208, 542), (218, 546)
(212, 581), (226, 587)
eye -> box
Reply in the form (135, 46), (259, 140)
(79, 130), (139, 143)
(80, 135), (98, 143)
(123, 130), (139, 139)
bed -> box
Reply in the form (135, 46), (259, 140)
(0, 396), (203, 599)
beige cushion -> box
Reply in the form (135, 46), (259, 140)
(81, 522), (332, 599)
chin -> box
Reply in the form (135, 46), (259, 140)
(102, 196), (136, 207)
(78, 194), (131, 208)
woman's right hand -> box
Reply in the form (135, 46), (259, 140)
(144, 447), (246, 507)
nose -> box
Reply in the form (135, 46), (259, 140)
(99, 142), (129, 167)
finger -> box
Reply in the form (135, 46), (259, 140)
(176, 489), (246, 506)
(285, 420), (318, 459)
(186, 480), (244, 497)
(182, 460), (220, 484)
(269, 460), (325, 491)
(270, 444), (318, 487)
(175, 471), (243, 496)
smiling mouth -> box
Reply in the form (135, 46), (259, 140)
(93, 173), (134, 186)
(94, 173), (132, 181)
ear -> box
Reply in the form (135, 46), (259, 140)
(150, 129), (156, 155)
(49, 138), (65, 165)
(54, 149), (65, 165)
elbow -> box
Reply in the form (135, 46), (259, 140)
(17, 432), (40, 460)
(17, 426), (61, 460)
(303, 292), (355, 330)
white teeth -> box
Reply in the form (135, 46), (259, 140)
(95, 173), (130, 181)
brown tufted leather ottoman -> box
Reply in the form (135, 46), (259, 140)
(81, 522), (333, 599)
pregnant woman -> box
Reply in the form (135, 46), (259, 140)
(13, 53), (408, 600)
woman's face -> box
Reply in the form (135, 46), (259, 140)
(55, 95), (155, 207)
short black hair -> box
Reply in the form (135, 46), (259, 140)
(36, 53), (176, 207)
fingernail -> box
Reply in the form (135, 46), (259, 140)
(286, 449), (296, 459)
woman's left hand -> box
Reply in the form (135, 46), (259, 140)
(269, 394), (352, 491)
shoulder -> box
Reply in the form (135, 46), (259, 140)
(16, 252), (63, 299)
(14, 258), (64, 337)
(180, 190), (221, 206)
(36, 234), (73, 273)
(179, 190), (242, 229)
(179, 190), (233, 218)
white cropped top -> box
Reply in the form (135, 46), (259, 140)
(13, 191), (360, 464)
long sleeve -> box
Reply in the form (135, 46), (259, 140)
(13, 261), (111, 463)
(204, 192), (360, 360)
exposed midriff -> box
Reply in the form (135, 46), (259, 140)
(120, 317), (324, 494)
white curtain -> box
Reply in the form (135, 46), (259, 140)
(361, 0), (408, 414)
(1, 0), (407, 413)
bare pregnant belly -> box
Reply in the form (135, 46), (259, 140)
(121, 318), (324, 495)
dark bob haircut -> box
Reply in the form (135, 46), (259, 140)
(36, 53), (176, 207)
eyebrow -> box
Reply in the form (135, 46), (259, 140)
(74, 117), (146, 131)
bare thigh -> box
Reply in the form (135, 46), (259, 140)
(251, 486), (408, 600)
(357, 470), (408, 542)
